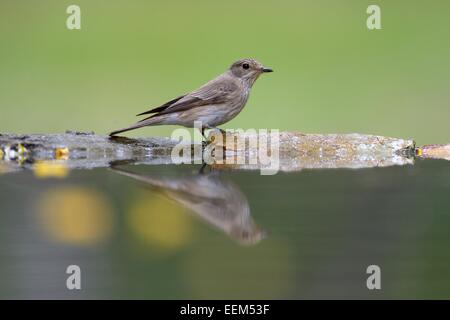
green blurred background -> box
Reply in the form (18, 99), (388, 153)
(1, 0), (449, 144)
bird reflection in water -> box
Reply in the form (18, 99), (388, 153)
(110, 165), (267, 246)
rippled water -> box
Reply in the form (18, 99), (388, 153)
(0, 159), (449, 299)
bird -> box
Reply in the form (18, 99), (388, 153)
(109, 58), (273, 137)
(110, 165), (267, 245)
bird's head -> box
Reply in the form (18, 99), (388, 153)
(229, 58), (273, 85)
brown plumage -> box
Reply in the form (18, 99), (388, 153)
(109, 58), (273, 136)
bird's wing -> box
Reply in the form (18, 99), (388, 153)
(136, 95), (186, 116)
(138, 75), (239, 121)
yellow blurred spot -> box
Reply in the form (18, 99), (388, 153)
(0, 163), (10, 174)
(416, 148), (422, 156)
(33, 161), (69, 178)
(55, 147), (70, 160)
(37, 187), (114, 245)
(0, 149), (4, 159)
(128, 193), (192, 251)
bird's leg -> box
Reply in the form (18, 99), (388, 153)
(201, 127), (206, 139)
(199, 162), (208, 174)
(200, 126), (226, 148)
(204, 126), (228, 157)
(200, 127), (210, 148)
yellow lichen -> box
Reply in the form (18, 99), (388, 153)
(55, 147), (70, 160)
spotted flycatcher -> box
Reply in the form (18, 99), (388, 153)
(109, 58), (273, 137)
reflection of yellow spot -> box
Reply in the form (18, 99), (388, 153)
(33, 161), (69, 178)
(37, 187), (114, 245)
(128, 193), (192, 251)
(0, 149), (4, 159)
(17, 155), (28, 166)
(17, 143), (27, 155)
(0, 163), (9, 174)
(55, 147), (69, 160)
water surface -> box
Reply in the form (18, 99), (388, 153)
(0, 159), (449, 299)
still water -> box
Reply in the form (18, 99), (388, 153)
(0, 159), (449, 299)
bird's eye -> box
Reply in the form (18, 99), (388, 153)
(242, 63), (250, 70)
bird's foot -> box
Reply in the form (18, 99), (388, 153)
(205, 127), (227, 145)
(199, 163), (211, 174)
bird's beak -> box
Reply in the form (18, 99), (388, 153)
(262, 67), (273, 73)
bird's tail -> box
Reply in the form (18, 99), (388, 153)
(109, 117), (160, 136)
